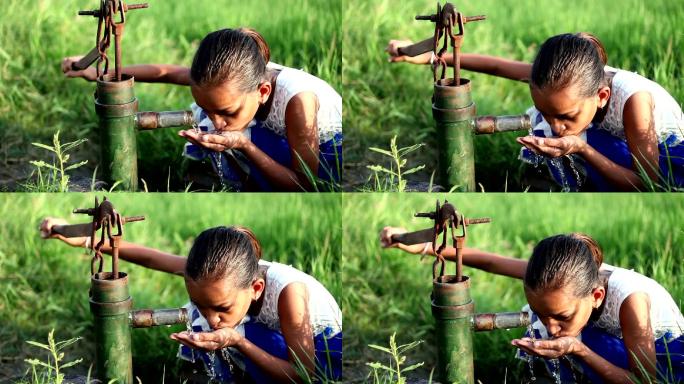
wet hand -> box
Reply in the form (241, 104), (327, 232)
(61, 56), (97, 81)
(512, 336), (582, 359)
(516, 135), (586, 158)
(170, 328), (242, 351)
(179, 130), (247, 152)
(39, 217), (88, 248)
(385, 40), (431, 64)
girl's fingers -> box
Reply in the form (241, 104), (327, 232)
(170, 333), (219, 350)
(517, 139), (542, 155)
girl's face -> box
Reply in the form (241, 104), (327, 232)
(185, 276), (265, 330)
(191, 80), (271, 132)
(525, 284), (605, 338)
(530, 83), (610, 137)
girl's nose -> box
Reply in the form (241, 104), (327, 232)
(206, 312), (221, 329)
(550, 123), (565, 136)
(547, 322), (561, 337)
(208, 115), (227, 131)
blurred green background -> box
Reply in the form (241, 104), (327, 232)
(342, 193), (684, 382)
(343, 0), (683, 190)
(0, 0), (341, 191)
(0, 193), (341, 381)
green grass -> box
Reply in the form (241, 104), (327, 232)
(343, 0), (683, 191)
(342, 193), (684, 382)
(0, 193), (341, 381)
(0, 0), (341, 191)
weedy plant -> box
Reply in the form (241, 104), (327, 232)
(366, 136), (426, 192)
(366, 333), (428, 384)
(24, 131), (88, 192)
(20, 329), (85, 384)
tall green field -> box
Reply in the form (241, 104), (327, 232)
(0, 193), (341, 381)
(343, 0), (683, 190)
(0, 0), (341, 191)
(342, 193), (683, 382)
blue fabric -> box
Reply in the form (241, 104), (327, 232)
(246, 123), (343, 191)
(520, 316), (684, 382)
(180, 316), (342, 383)
(522, 127), (684, 191)
(241, 321), (343, 383)
(184, 114), (343, 191)
(581, 323), (684, 383)
(584, 129), (684, 191)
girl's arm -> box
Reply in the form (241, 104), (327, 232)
(234, 282), (316, 383)
(380, 227), (527, 279)
(62, 56), (191, 85)
(41, 218), (187, 276)
(574, 293), (656, 383)
(239, 92), (321, 190)
(578, 92), (659, 190)
(386, 40), (532, 82)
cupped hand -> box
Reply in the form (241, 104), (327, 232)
(61, 56), (97, 81)
(170, 327), (243, 351)
(178, 130), (247, 152)
(516, 135), (586, 158)
(512, 336), (583, 359)
(39, 217), (88, 248)
(385, 40), (431, 64)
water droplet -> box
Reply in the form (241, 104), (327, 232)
(550, 358), (561, 384)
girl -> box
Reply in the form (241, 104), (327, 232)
(40, 219), (343, 383)
(380, 227), (684, 383)
(62, 28), (342, 191)
(386, 33), (684, 191)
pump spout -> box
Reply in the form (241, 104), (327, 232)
(473, 114), (531, 135)
(472, 311), (530, 332)
(129, 308), (189, 328)
(135, 111), (194, 130)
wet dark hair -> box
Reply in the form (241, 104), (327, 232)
(524, 233), (604, 297)
(190, 28), (270, 92)
(185, 226), (262, 288)
(530, 32), (608, 97)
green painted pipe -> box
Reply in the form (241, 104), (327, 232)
(432, 275), (474, 384)
(90, 272), (133, 383)
(432, 78), (476, 191)
(95, 74), (139, 191)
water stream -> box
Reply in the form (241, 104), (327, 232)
(211, 151), (228, 191)
(525, 324), (563, 383)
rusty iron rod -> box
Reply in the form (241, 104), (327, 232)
(129, 308), (189, 328)
(473, 311), (530, 332)
(473, 114), (531, 135)
(135, 111), (194, 130)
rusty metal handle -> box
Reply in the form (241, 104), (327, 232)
(51, 223), (93, 238)
(71, 46), (103, 71)
(397, 37), (435, 57)
(391, 228), (435, 246)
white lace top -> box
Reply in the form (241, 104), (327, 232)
(262, 63), (342, 143)
(525, 264), (684, 341)
(524, 66), (684, 144)
(598, 66), (684, 143)
(252, 260), (342, 336)
(592, 265), (684, 340)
